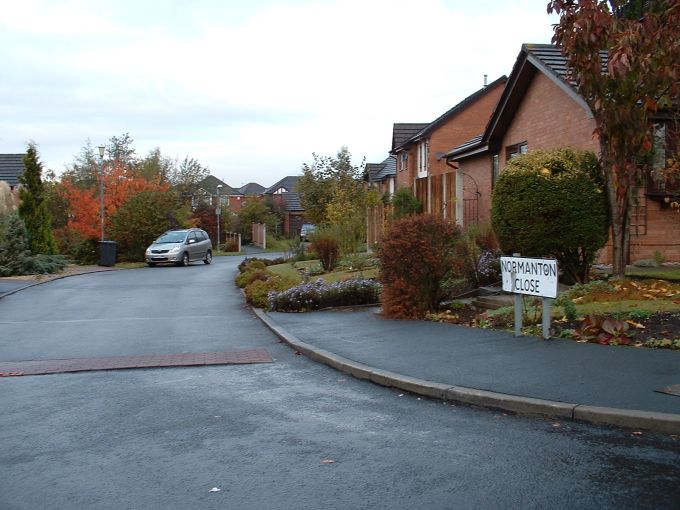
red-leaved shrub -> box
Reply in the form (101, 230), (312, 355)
(312, 234), (340, 271)
(377, 214), (460, 319)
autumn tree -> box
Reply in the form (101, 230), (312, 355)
(19, 144), (58, 254)
(236, 199), (278, 243)
(548, 0), (680, 277)
(169, 156), (210, 202)
(298, 147), (368, 253)
(108, 190), (178, 261)
(135, 147), (176, 183)
(59, 161), (171, 240)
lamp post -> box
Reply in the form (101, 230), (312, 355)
(98, 145), (105, 241)
(216, 184), (223, 252)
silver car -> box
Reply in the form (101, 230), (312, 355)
(145, 228), (213, 267)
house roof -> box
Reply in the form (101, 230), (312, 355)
(365, 163), (383, 182)
(0, 154), (25, 187)
(198, 175), (242, 195)
(391, 123), (428, 152)
(265, 175), (300, 194)
(447, 43), (603, 161)
(376, 156), (396, 180)
(239, 182), (265, 195)
(367, 156), (397, 183)
(280, 192), (304, 212)
(392, 76), (507, 154)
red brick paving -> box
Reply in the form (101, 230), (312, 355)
(0, 349), (273, 377)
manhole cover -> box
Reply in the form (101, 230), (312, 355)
(0, 349), (272, 377)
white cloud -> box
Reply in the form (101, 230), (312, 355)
(0, 0), (557, 187)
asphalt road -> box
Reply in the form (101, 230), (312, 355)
(1, 256), (679, 509)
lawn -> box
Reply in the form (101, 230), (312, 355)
(266, 260), (378, 284)
(596, 264), (680, 281)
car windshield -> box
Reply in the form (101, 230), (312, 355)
(155, 231), (187, 244)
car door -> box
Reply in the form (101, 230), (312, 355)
(186, 231), (199, 261)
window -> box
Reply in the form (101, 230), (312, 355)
(399, 152), (408, 172)
(506, 142), (528, 160)
(417, 141), (429, 178)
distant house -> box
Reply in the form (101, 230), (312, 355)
(192, 175), (244, 212)
(391, 77), (506, 220)
(238, 182), (266, 196)
(446, 43), (680, 262)
(264, 176), (304, 236)
(0, 154), (25, 190)
(366, 155), (397, 198)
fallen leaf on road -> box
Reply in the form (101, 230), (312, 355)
(552, 423), (561, 427)
(209, 487), (221, 492)
(321, 459), (335, 464)
(632, 431), (643, 436)
(294, 351), (302, 356)
(398, 394), (404, 397)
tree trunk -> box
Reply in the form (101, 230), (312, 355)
(601, 146), (631, 279)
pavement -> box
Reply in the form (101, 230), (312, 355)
(256, 307), (680, 434)
(3, 260), (680, 434)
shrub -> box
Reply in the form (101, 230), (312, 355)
(377, 214), (460, 319)
(391, 187), (422, 219)
(310, 232), (340, 271)
(244, 275), (296, 308)
(108, 190), (176, 261)
(268, 278), (381, 312)
(54, 228), (98, 264)
(491, 148), (608, 284)
(235, 268), (268, 288)
(237, 257), (285, 272)
(0, 214), (66, 276)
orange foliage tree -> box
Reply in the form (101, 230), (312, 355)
(59, 161), (171, 240)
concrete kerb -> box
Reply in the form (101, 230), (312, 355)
(253, 308), (680, 434)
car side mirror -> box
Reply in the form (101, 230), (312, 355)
(188, 239), (195, 244)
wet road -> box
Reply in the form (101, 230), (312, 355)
(1, 257), (679, 509)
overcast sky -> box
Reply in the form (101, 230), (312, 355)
(1, 0), (558, 188)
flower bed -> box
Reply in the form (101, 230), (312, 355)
(268, 278), (381, 312)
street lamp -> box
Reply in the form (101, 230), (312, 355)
(216, 184), (223, 252)
(98, 145), (105, 241)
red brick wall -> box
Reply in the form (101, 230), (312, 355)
(396, 81), (504, 213)
(458, 154), (494, 226)
(429, 81), (505, 178)
(500, 72), (598, 167)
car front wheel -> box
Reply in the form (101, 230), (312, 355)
(177, 252), (189, 267)
(203, 250), (212, 264)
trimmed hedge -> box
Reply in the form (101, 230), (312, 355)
(491, 148), (608, 284)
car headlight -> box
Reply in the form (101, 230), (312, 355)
(169, 246), (180, 254)
(145, 248), (151, 255)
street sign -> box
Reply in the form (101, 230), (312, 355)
(500, 256), (558, 299)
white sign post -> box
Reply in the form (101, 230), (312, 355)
(500, 255), (558, 339)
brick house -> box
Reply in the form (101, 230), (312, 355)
(192, 175), (244, 212)
(391, 77), (506, 221)
(365, 155), (397, 198)
(265, 176), (305, 237)
(446, 43), (680, 262)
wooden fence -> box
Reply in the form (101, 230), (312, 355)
(252, 223), (266, 249)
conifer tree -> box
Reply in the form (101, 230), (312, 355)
(19, 143), (58, 254)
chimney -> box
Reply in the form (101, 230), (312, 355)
(484, 74), (488, 87)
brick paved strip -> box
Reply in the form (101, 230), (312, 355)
(0, 349), (273, 377)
